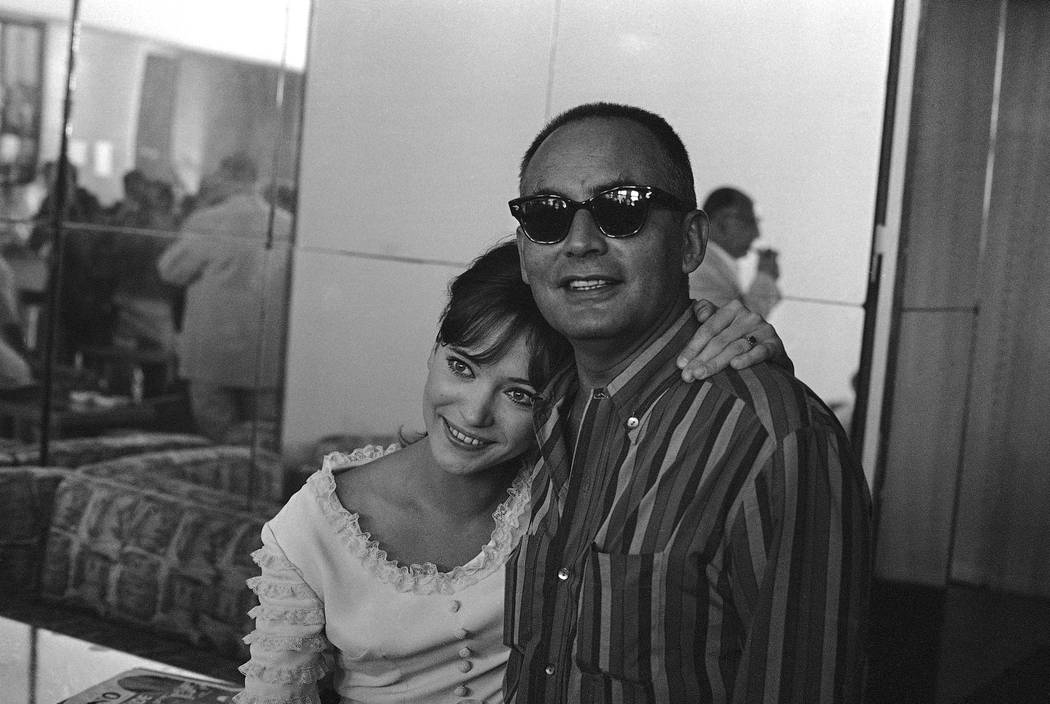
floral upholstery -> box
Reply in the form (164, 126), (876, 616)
(40, 468), (282, 659)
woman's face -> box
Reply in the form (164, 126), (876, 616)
(423, 332), (538, 477)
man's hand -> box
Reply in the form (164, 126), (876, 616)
(756, 248), (780, 279)
(676, 299), (793, 381)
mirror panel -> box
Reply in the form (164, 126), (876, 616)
(0, 1), (306, 484)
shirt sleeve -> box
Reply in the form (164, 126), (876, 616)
(234, 523), (334, 704)
(726, 423), (872, 703)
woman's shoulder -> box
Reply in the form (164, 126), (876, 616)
(327, 442), (408, 511)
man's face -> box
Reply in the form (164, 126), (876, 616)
(715, 200), (760, 258)
(516, 117), (703, 352)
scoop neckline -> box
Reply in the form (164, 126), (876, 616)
(308, 445), (531, 594)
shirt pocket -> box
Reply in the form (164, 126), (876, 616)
(574, 545), (668, 684)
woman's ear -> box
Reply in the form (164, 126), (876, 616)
(681, 209), (708, 274)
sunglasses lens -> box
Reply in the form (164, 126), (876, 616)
(592, 189), (650, 238)
(519, 196), (574, 243)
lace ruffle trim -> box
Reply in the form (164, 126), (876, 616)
(239, 656), (332, 686)
(248, 604), (325, 626)
(247, 575), (319, 601)
(243, 630), (329, 653)
(232, 691), (320, 704)
(310, 446), (531, 595)
(251, 546), (297, 572)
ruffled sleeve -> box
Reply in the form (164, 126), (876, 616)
(234, 524), (334, 704)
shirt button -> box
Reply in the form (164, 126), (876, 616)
(545, 664), (556, 675)
(557, 568), (570, 581)
(458, 659), (473, 673)
(458, 646), (472, 658)
(626, 416), (640, 429)
(448, 599), (461, 612)
(454, 685), (469, 696)
(455, 627), (470, 639)
(592, 388), (606, 399)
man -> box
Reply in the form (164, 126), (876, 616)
(689, 186), (781, 317)
(158, 152), (291, 444)
(505, 103), (871, 703)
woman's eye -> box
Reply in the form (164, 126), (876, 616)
(506, 388), (536, 408)
(446, 356), (473, 378)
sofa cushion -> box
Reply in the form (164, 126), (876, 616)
(0, 467), (71, 595)
(40, 470), (281, 659)
(0, 432), (212, 468)
(76, 445), (286, 503)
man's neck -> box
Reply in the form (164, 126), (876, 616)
(571, 296), (691, 391)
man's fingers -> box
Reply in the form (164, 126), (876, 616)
(692, 298), (717, 323)
(676, 300), (720, 369)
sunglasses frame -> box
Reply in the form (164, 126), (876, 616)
(508, 185), (695, 245)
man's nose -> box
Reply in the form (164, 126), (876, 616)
(563, 207), (608, 257)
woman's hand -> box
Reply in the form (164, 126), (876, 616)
(676, 299), (793, 382)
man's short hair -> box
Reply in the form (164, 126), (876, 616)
(702, 187), (751, 217)
(518, 102), (696, 207)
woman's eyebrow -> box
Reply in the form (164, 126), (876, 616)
(450, 346), (534, 387)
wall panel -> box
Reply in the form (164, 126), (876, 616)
(285, 0), (893, 451)
(897, 0), (998, 310)
(949, 0), (1050, 596)
(875, 310), (974, 585)
(294, 0), (554, 260)
(873, 0), (999, 587)
(282, 247), (463, 445)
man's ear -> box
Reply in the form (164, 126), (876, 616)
(515, 229), (531, 285)
(681, 209), (708, 274)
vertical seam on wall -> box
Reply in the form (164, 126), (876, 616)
(978, 0), (1007, 260)
(944, 0), (1007, 588)
(544, 0), (562, 120)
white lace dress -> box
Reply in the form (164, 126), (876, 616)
(234, 446), (531, 704)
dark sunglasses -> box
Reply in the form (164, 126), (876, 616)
(508, 185), (694, 245)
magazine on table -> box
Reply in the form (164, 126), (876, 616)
(58, 667), (240, 704)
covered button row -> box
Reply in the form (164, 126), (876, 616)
(452, 599), (475, 701)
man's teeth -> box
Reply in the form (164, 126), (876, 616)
(447, 421), (486, 446)
(568, 279), (611, 291)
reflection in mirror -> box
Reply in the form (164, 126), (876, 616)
(0, 1), (306, 471)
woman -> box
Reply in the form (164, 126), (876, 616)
(235, 242), (785, 703)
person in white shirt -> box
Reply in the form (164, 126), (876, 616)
(688, 186), (781, 318)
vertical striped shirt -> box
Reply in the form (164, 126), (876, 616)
(504, 307), (872, 703)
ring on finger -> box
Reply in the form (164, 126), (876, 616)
(744, 335), (758, 351)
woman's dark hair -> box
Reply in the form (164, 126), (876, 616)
(437, 241), (572, 391)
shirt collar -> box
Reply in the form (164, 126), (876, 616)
(707, 240), (739, 274)
(534, 307), (699, 440)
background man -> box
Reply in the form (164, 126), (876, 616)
(689, 186), (781, 317)
(505, 103), (871, 703)
(158, 152), (291, 445)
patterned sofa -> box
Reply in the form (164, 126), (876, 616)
(0, 432), (288, 682)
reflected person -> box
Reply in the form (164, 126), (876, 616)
(688, 186), (781, 318)
(157, 152), (290, 443)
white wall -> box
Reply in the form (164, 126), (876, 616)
(283, 0), (894, 452)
